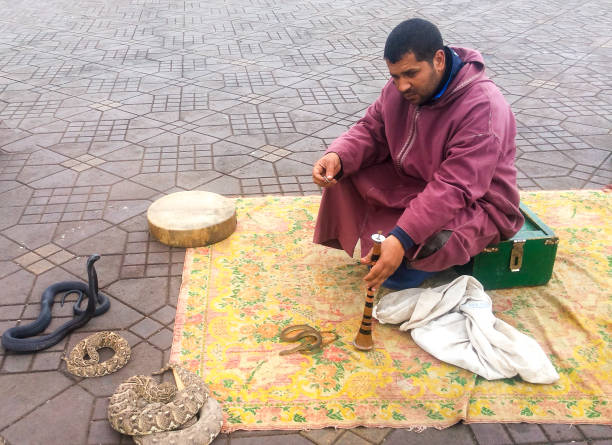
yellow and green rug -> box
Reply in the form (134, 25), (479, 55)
(170, 190), (611, 431)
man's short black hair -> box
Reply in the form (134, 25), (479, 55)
(384, 18), (444, 64)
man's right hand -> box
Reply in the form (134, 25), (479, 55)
(312, 152), (341, 188)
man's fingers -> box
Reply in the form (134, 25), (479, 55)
(312, 153), (341, 187)
(363, 262), (390, 290)
(312, 162), (337, 188)
(312, 164), (328, 186)
(314, 177), (335, 188)
(360, 248), (373, 265)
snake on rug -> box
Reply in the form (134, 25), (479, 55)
(133, 397), (224, 445)
(107, 363), (208, 436)
(64, 331), (130, 377)
(279, 324), (339, 355)
(1, 254), (110, 352)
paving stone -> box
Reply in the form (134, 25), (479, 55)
(131, 172), (177, 192)
(0, 371), (73, 430)
(1, 353), (32, 372)
(0, 206), (22, 231)
(98, 160), (142, 178)
(168, 276), (182, 307)
(505, 423), (548, 443)
(124, 253), (146, 265)
(2, 223), (57, 250)
(211, 434), (229, 444)
(198, 175), (241, 196)
(68, 226), (128, 256)
(171, 250), (185, 263)
(147, 327), (174, 350)
(334, 431), (370, 445)
(0, 269), (35, 304)
(148, 252), (170, 264)
(18, 165), (64, 185)
(92, 397), (109, 420)
(534, 176), (587, 189)
(540, 423), (584, 441)
(30, 351), (64, 371)
(0, 260), (21, 279)
(469, 423), (512, 445)
(170, 263), (183, 276)
(0, 236), (24, 261)
(150, 305), (177, 325)
(106, 277), (168, 315)
(300, 428), (345, 445)
(46, 249), (75, 265)
(130, 317), (163, 338)
(385, 423), (475, 444)
(578, 424), (612, 439)
(103, 199), (151, 224)
(121, 265), (146, 278)
(0, 305), (23, 321)
(34, 243), (61, 257)
(108, 179), (158, 200)
(353, 427), (391, 443)
(13, 252), (42, 267)
(177, 170), (221, 189)
(2, 385), (93, 445)
(88, 419), (124, 445)
(26, 258), (55, 274)
(564, 148), (610, 167)
(28, 169), (78, 189)
(149, 241), (171, 253)
(126, 241), (148, 253)
(0, 185), (33, 207)
(275, 158), (313, 176)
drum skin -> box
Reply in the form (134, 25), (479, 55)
(147, 191), (237, 247)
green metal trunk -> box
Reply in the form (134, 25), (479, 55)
(454, 203), (558, 290)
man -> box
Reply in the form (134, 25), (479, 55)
(312, 18), (524, 291)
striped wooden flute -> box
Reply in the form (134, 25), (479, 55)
(353, 231), (385, 351)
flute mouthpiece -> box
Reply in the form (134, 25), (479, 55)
(371, 232), (385, 243)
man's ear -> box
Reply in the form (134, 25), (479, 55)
(433, 49), (445, 74)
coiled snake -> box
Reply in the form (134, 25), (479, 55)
(65, 331), (131, 377)
(133, 397), (224, 445)
(1, 254), (110, 352)
(279, 324), (338, 355)
(107, 363), (209, 436)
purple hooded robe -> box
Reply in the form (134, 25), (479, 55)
(313, 47), (524, 272)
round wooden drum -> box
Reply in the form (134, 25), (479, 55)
(147, 191), (237, 247)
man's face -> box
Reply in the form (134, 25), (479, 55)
(386, 50), (445, 105)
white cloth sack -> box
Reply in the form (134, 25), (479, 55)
(373, 275), (559, 384)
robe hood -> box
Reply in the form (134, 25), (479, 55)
(428, 46), (488, 109)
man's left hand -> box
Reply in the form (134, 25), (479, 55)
(361, 235), (405, 291)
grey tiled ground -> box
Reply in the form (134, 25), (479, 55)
(0, 0), (611, 444)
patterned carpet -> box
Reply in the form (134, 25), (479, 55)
(171, 190), (611, 431)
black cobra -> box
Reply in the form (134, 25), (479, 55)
(1, 254), (111, 353)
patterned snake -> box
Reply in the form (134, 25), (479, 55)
(107, 363), (209, 436)
(133, 397), (223, 445)
(64, 331), (131, 377)
(1, 254), (110, 352)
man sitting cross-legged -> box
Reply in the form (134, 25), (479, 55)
(312, 18), (524, 291)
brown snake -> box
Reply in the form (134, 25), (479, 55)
(278, 324), (338, 355)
